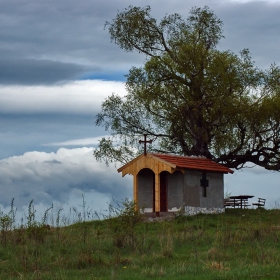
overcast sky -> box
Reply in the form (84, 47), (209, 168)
(1, 0), (280, 221)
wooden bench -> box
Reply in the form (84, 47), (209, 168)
(241, 198), (251, 208)
(229, 195), (254, 209)
(252, 198), (266, 208)
(224, 198), (241, 208)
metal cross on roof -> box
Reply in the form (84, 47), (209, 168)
(139, 134), (152, 156)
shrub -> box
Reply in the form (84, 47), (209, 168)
(106, 198), (143, 248)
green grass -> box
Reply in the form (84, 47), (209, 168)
(1, 204), (280, 279)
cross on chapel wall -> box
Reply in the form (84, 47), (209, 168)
(200, 171), (209, 197)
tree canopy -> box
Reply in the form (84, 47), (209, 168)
(94, 5), (280, 170)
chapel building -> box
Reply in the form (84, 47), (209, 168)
(118, 153), (233, 215)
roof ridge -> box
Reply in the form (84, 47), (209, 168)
(151, 153), (207, 159)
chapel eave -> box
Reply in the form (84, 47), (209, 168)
(117, 153), (177, 177)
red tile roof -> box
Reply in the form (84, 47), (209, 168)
(151, 153), (234, 174)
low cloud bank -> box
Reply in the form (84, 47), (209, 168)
(0, 146), (279, 223)
(0, 147), (132, 219)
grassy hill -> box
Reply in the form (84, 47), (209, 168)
(1, 201), (280, 279)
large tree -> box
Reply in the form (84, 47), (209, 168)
(94, 6), (280, 170)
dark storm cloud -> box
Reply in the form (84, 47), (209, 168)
(0, 112), (106, 159)
(1, 0), (279, 86)
(0, 59), (91, 85)
(0, 0), (144, 85)
(217, 1), (280, 67)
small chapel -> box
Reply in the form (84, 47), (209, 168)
(117, 137), (233, 216)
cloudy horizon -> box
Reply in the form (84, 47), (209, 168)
(1, 0), (280, 219)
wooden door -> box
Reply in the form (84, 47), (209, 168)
(160, 172), (168, 212)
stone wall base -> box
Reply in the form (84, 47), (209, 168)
(184, 206), (225, 216)
(141, 206), (225, 216)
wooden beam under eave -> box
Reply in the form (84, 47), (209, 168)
(154, 162), (160, 213)
(171, 168), (185, 174)
(133, 174), (138, 210)
(119, 155), (175, 177)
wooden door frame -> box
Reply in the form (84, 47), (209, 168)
(152, 174), (155, 212)
(153, 171), (169, 213)
(160, 171), (168, 212)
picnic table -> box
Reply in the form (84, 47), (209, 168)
(229, 195), (254, 209)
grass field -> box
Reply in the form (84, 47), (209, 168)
(1, 200), (280, 279)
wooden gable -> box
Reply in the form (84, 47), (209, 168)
(118, 153), (179, 177)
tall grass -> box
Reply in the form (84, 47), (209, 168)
(0, 199), (280, 279)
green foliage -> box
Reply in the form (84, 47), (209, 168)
(25, 200), (53, 243)
(105, 199), (143, 248)
(0, 199), (16, 246)
(96, 5), (280, 171)
(0, 214), (13, 246)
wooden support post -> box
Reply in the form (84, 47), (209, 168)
(155, 172), (160, 213)
(133, 174), (138, 211)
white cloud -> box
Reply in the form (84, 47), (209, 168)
(0, 80), (126, 115)
(0, 147), (132, 214)
(43, 136), (110, 147)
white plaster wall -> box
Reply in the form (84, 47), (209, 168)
(138, 169), (154, 210)
(167, 171), (184, 210)
(184, 170), (201, 207)
(183, 170), (224, 208)
(137, 168), (225, 212)
(200, 172), (224, 208)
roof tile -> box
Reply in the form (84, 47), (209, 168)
(151, 153), (233, 174)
